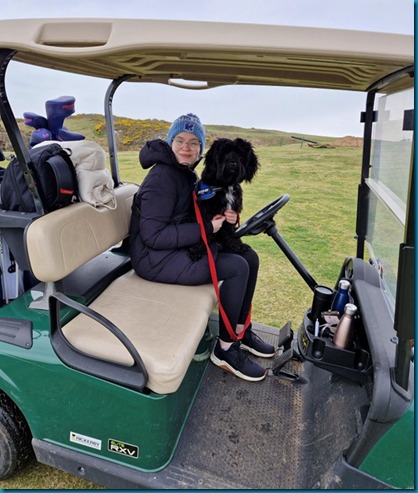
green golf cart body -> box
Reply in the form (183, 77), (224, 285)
(0, 18), (414, 489)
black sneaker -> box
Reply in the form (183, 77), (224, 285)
(240, 327), (275, 358)
(210, 340), (266, 382)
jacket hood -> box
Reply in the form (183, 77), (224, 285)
(139, 139), (177, 169)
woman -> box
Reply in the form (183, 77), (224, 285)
(129, 113), (275, 382)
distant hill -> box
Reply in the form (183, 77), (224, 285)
(2, 114), (361, 151)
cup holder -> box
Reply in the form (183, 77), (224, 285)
(298, 311), (371, 383)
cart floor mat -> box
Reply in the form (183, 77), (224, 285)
(163, 317), (370, 489)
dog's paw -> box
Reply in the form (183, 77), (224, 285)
(187, 244), (206, 262)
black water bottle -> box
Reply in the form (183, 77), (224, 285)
(331, 280), (350, 315)
(309, 285), (334, 322)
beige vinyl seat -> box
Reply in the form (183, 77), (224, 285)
(25, 183), (217, 394)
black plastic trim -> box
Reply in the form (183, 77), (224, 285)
(315, 454), (393, 490)
(49, 292), (148, 392)
(0, 317), (32, 349)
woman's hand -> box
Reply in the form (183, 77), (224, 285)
(224, 209), (238, 224)
(211, 214), (226, 233)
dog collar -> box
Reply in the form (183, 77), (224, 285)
(195, 180), (222, 200)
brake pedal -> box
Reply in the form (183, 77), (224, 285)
(277, 321), (294, 351)
(272, 348), (294, 375)
(271, 344), (303, 381)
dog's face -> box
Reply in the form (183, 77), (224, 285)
(202, 138), (259, 186)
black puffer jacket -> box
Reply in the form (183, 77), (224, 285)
(129, 139), (214, 284)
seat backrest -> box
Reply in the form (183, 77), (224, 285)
(25, 183), (138, 282)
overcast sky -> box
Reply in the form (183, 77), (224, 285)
(0, 0), (414, 137)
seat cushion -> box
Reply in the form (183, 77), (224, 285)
(62, 270), (217, 394)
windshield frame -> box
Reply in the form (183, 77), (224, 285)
(355, 66), (414, 389)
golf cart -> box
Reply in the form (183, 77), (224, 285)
(0, 19), (414, 489)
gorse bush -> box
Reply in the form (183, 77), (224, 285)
(94, 118), (170, 149)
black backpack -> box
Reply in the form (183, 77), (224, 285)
(0, 143), (78, 213)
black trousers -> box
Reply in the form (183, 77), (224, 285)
(215, 248), (259, 342)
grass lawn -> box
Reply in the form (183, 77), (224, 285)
(0, 143), (362, 490)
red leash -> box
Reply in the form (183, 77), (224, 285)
(192, 191), (251, 341)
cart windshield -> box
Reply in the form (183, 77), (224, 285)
(365, 86), (414, 308)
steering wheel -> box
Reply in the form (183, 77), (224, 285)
(234, 194), (290, 238)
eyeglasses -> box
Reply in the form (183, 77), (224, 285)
(172, 137), (200, 150)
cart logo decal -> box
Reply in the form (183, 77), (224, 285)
(70, 432), (102, 450)
(108, 439), (139, 459)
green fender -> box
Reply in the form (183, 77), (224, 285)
(360, 401), (415, 489)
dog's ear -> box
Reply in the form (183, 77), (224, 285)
(234, 138), (260, 182)
(202, 138), (224, 182)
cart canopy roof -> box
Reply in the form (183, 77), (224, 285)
(0, 18), (413, 92)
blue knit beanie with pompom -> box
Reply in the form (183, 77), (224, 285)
(167, 113), (206, 157)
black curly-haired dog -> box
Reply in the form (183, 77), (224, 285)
(188, 137), (260, 261)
